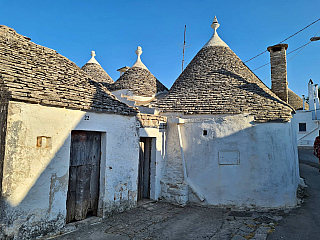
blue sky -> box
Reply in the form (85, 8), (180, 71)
(1, 0), (319, 98)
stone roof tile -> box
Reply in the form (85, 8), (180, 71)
(109, 46), (168, 97)
(0, 25), (137, 116)
(153, 18), (293, 122)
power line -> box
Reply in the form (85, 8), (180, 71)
(252, 41), (311, 71)
(252, 62), (270, 71)
(244, 17), (320, 63)
(253, 28), (320, 72)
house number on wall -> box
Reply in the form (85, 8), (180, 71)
(84, 115), (90, 120)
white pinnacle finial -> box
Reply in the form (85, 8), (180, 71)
(203, 16), (229, 48)
(135, 46), (142, 58)
(211, 16), (220, 32)
(87, 50), (100, 65)
(132, 46), (148, 70)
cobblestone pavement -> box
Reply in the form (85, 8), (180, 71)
(50, 201), (289, 240)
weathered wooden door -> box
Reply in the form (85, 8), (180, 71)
(66, 131), (101, 223)
(138, 137), (151, 200)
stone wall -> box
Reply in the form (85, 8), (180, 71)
(267, 44), (289, 103)
(137, 113), (167, 128)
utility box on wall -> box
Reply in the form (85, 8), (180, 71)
(218, 150), (240, 165)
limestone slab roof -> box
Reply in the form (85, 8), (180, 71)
(288, 88), (307, 110)
(153, 18), (293, 122)
(81, 51), (114, 86)
(81, 63), (114, 85)
(0, 25), (137, 116)
(109, 46), (168, 97)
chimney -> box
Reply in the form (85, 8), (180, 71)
(267, 44), (289, 103)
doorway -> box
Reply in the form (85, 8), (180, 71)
(138, 137), (154, 201)
(66, 131), (101, 223)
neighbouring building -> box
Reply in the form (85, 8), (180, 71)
(152, 17), (300, 208)
(0, 25), (139, 239)
(81, 50), (114, 89)
(295, 80), (319, 147)
(109, 46), (168, 114)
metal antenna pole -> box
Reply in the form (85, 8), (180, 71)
(182, 25), (186, 72)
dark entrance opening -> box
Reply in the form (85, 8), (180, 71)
(66, 131), (101, 223)
(138, 137), (153, 201)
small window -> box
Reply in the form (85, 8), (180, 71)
(203, 130), (208, 136)
(299, 123), (306, 132)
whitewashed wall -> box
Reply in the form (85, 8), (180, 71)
(1, 101), (139, 238)
(294, 110), (319, 147)
(161, 113), (299, 208)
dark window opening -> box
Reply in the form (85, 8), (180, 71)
(299, 123), (306, 132)
(273, 47), (282, 52)
(203, 130), (208, 136)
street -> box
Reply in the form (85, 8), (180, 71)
(49, 149), (320, 240)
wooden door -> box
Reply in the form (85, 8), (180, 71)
(66, 131), (101, 223)
(138, 137), (151, 201)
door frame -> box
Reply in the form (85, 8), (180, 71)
(138, 137), (156, 201)
(66, 130), (106, 222)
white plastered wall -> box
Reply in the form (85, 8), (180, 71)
(162, 113), (300, 208)
(1, 101), (139, 238)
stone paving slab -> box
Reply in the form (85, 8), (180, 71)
(49, 201), (287, 240)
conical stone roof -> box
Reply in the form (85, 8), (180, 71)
(81, 51), (114, 86)
(288, 88), (306, 110)
(109, 46), (168, 97)
(154, 17), (293, 122)
(0, 25), (137, 116)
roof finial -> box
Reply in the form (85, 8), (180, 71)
(135, 46), (142, 59)
(86, 50), (100, 65)
(203, 16), (229, 48)
(211, 16), (220, 32)
(132, 46), (148, 70)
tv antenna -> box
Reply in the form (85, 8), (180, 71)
(182, 25), (186, 72)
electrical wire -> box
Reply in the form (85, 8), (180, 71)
(257, 28), (320, 82)
(244, 18), (320, 63)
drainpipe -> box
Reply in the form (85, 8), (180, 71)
(314, 99), (317, 120)
(177, 122), (205, 202)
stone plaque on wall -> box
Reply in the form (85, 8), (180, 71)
(218, 150), (240, 165)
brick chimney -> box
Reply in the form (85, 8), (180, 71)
(267, 44), (289, 103)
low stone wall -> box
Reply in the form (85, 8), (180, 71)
(137, 113), (167, 128)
